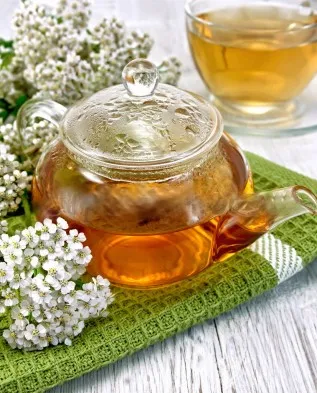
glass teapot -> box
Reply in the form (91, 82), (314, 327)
(17, 59), (317, 288)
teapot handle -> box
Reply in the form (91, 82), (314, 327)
(16, 98), (67, 146)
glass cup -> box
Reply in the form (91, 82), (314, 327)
(185, 0), (317, 128)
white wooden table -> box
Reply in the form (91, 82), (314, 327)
(1, 1), (317, 392)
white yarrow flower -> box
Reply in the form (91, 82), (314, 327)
(0, 217), (112, 351)
(75, 246), (92, 265)
(57, 217), (68, 230)
(21, 227), (39, 247)
(0, 261), (14, 284)
(67, 229), (85, 250)
(2, 288), (19, 307)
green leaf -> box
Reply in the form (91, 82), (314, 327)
(91, 43), (100, 52)
(0, 99), (9, 110)
(0, 52), (14, 69)
(11, 94), (29, 116)
(5, 215), (28, 235)
(15, 94), (29, 107)
(22, 193), (35, 227)
(76, 273), (92, 289)
(0, 38), (13, 49)
(0, 109), (8, 120)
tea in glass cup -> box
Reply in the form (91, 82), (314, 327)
(186, 0), (317, 127)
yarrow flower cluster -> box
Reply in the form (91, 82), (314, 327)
(0, 0), (181, 107)
(0, 143), (31, 217)
(0, 123), (20, 152)
(0, 0), (181, 165)
(0, 217), (113, 350)
(0, 119), (58, 160)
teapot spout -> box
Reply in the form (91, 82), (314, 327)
(213, 186), (317, 261)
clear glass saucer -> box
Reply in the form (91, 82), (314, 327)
(210, 76), (317, 137)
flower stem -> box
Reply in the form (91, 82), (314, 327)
(22, 192), (34, 227)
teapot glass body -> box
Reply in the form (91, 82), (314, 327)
(17, 60), (316, 288)
(32, 131), (253, 287)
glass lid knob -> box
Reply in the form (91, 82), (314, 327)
(122, 59), (159, 97)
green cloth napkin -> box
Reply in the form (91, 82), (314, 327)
(0, 152), (316, 393)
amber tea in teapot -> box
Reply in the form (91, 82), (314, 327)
(32, 134), (253, 286)
(18, 59), (317, 288)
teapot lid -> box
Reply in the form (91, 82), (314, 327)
(61, 59), (223, 170)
